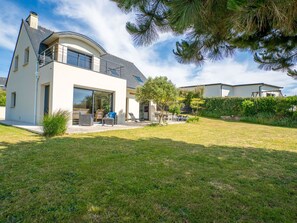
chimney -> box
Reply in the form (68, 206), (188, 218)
(26, 11), (38, 29)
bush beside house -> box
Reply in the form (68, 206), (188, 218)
(201, 96), (297, 127)
(42, 110), (70, 137)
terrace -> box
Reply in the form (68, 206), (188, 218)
(39, 43), (124, 77)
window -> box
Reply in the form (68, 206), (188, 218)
(109, 69), (119, 76)
(11, 92), (16, 108)
(266, 93), (275, 97)
(133, 75), (143, 83)
(24, 47), (29, 65)
(67, 49), (92, 70)
(14, 55), (19, 71)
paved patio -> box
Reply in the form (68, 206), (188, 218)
(0, 120), (184, 135)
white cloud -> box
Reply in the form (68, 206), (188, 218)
(0, 1), (23, 50)
(38, 0), (297, 96)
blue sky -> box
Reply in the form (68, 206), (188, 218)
(1, 0), (297, 95)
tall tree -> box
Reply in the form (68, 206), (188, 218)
(112, 0), (297, 78)
(136, 76), (178, 124)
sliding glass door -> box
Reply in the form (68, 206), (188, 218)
(73, 88), (113, 124)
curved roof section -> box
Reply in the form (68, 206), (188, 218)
(42, 31), (107, 55)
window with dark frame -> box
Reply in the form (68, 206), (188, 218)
(11, 92), (16, 108)
(24, 47), (29, 64)
(133, 75), (143, 83)
(14, 55), (19, 71)
(67, 49), (92, 70)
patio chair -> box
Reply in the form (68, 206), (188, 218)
(102, 112), (117, 126)
(79, 112), (94, 126)
(129, 113), (140, 122)
(95, 110), (104, 123)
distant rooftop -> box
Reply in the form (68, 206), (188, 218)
(180, 83), (283, 89)
(0, 77), (7, 86)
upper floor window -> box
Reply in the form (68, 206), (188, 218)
(14, 55), (19, 71)
(67, 49), (92, 70)
(24, 47), (29, 65)
(11, 92), (16, 108)
(133, 75), (143, 83)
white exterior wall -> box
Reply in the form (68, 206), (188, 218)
(5, 24), (37, 124)
(36, 64), (54, 123)
(0, 106), (5, 120)
(233, 85), (261, 97)
(52, 62), (127, 124)
(149, 101), (157, 121)
(204, 85), (222, 97)
(261, 85), (282, 97)
(126, 89), (140, 119)
(58, 37), (101, 72)
(222, 85), (234, 97)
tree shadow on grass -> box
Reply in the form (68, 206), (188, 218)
(0, 135), (297, 223)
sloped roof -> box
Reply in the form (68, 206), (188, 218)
(22, 19), (146, 89)
(23, 20), (53, 56)
(43, 31), (107, 55)
(180, 83), (283, 89)
(101, 54), (146, 89)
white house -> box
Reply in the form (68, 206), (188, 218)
(180, 83), (283, 98)
(0, 77), (6, 90)
(5, 12), (156, 125)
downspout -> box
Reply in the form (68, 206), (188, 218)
(259, 85), (262, 97)
(34, 60), (40, 125)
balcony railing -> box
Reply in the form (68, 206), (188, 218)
(39, 44), (124, 77)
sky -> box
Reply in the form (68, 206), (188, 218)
(0, 0), (297, 95)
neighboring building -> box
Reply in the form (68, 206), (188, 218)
(180, 83), (283, 98)
(5, 12), (156, 125)
(0, 77), (7, 90)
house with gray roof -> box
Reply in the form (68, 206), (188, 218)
(0, 77), (7, 90)
(5, 12), (155, 125)
(180, 83), (283, 98)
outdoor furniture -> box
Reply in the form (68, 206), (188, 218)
(79, 113), (94, 126)
(129, 113), (140, 122)
(102, 112), (117, 126)
(177, 115), (189, 121)
(95, 110), (104, 122)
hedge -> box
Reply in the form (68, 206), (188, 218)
(201, 96), (297, 127)
(0, 90), (6, 106)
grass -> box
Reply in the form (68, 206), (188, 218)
(1, 118), (297, 222)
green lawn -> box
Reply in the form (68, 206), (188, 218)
(1, 118), (297, 222)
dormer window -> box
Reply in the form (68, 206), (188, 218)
(67, 49), (92, 70)
(133, 75), (143, 83)
(24, 47), (29, 65)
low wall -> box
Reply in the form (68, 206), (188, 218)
(0, 106), (5, 120)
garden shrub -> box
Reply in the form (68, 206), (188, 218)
(0, 90), (6, 106)
(201, 96), (297, 127)
(42, 110), (70, 137)
(242, 100), (256, 116)
(186, 116), (200, 123)
(202, 97), (245, 117)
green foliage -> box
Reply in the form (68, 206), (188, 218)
(242, 100), (256, 116)
(190, 98), (205, 115)
(113, 0), (297, 77)
(241, 113), (297, 128)
(201, 96), (297, 127)
(42, 110), (70, 137)
(0, 89), (6, 106)
(186, 116), (200, 123)
(202, 97), (245, 117)
(136, 76), (178, 124)
(169, 103), (181, 115)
